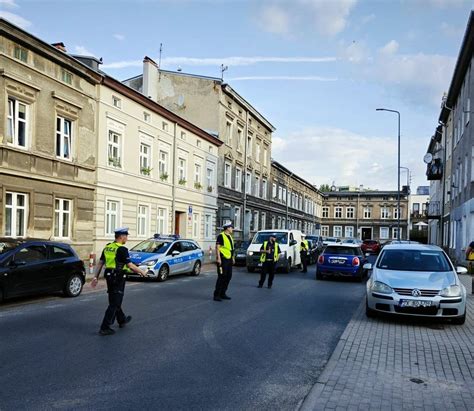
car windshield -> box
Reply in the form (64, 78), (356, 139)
(325, 238), (337, 242)
(324, 246), (358, 256)
(252, 232), (288, 244)
(377, 249), (452, 272)
(0, 241), (18, 256)
(364, 240), (377, 245)
(131, 239), (171, 253)
(236, 241), (251, 250)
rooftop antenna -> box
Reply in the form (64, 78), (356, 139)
(158, 43), (163, 81)
(220, 64), (228, 81)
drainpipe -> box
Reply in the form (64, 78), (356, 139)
(171, 121), (177, 234)
(242, 109), (249, 239)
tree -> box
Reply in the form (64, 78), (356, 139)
(319, 184), (331, 192)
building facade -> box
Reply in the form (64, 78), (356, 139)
(322, 191), (409, 241)
(123, 61), (275, 241)
(408, 186), (429, 243)
(0, 19), (101, 259)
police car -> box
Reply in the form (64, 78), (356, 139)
(128, 235), (204, 281)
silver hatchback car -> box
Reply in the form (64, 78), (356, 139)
(365, 244), (467, 324)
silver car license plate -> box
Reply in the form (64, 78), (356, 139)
(399, 299), (433, 308)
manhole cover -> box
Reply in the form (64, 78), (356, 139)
(410, 378), (424, 384)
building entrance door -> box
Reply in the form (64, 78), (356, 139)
(361, 227), (372, 240)
(175, 211), (185, 236)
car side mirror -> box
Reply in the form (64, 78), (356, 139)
(290, 240), (297, 246)
(172, 250), (180, 256)
(456, 266), (468, 274)
(363, 263), (372, 270)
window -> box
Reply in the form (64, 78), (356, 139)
(235, 168), (242, 192)
(381, 207), (389, 219)
(5, 192), (28, 237)
(14, 45), (28, 62)
(108, 131), (121, 168)
(194, 163), (202, 185)
(254, 176), (260, 197)
(181, 131), (186, 140)
(246, 172), (252, 194)
(346, 207), (354, 219)
(344, 226), (354, 238)
(51, 246), (74, 259)
(261, 212), (266, 230)
(226, 122), (232, 145)
(333, 226), (342, 237)
(393, 207), (401, 219)
(334, 207), (343, 218)
(157, 208), (167, 234)
(143, 112), (151, 123)
(162, 121), (169, 132)
(262, 179), (268, 199)
(247, 135), (252, 156)
(322, 207), (329, 218)
(234, 207), (242, 230)
(363, 207), (371, 219)
(224, 162), (232, 188)
(56, 117), (72, 160)
(112, 96), (122, 108)
(271, 215), (276, 229)
(159, 150), (169, 178)
(15, 245), (48, 263)
(204, 214), (213, 239)
(466, 98), (471, 125)
(178, 158), (187, 182)
(106, 200), (120, 235)
(253, 211), (259, 231)
(272, 183), (277, 198)
(237, 128), (243, 152)
(206, 166), (214, 190)
(380, 227), (389, 240)
(278, 186), (283, 202)
(263, 147), (268, 167)
(193, 213), (200, 238)
(61, 69), (72, 85)
(196, 140), (201, 148)
(54, 198), (72, 238)
(7, 97), (28, 148)
(282, 188), (287, 204)
(321, 226), (329, 237)
(256, 143), (261, 162)
(140, 143), (151, 175)
(137, 205), (149, 237)
(392, 227), (402, 239)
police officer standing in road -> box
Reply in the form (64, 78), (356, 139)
(300, 237), (309, 273)
(214, 221), (235, 301)
(258, 234), (279, 289)
(92, 227), (147, 335)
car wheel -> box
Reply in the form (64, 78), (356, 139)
(191, 261), (201, 276)
(365, 298), (376, 318)
(0, 287), (4, 304)
(157, 265), (169, 282)
(247, 266), (255, 273)
(452, 312), (466, 325)
(284, 258), (291, 274)
(64, 274), (83, 297)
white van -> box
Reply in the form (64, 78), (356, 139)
(246, 229), (303, 273)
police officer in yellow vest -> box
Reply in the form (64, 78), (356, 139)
(300, 237), (310, 273)
(258, 234), (279, 288)
(91, 227), (147, 335)
(214, 221), (235, 301)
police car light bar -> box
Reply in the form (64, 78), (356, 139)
(153, 234), (180, 240)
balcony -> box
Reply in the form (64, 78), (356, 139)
(426, 159), (443, 180)
(425, 201), (441, 219)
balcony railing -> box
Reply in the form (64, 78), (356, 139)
(425, 201), (441, 219)
(426, 159), (443, 180)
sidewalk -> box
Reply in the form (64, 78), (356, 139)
(300, 275), (474, 410)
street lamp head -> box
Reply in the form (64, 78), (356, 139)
(376, 108), (385, 111)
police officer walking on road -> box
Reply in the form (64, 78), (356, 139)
(214, 221), (234, 302)
(91, 227), (147, 335)
(300, 237), (309, 273)
(258, 234), (279, 289)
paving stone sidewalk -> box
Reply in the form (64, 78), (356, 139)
(300, 275), (474, 410)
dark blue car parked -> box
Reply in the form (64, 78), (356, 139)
(316, 244), (368, 282)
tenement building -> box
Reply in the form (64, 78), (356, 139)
(322, 190), (409, 241)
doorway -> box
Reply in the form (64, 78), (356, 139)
(175, 211), (186, 236)
(361, 227), (373, 240)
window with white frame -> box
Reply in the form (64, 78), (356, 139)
(392, 227), (402, 239)
(246, 172), (252, 194)
(256, 143), (261, 162)
(162, 121), (169, 132)
(180, 131), (186, 140)
(322, 207), (329, 218)
(271, 215), (276, 229)
(157, 208), (167, 234)
(253, 211), (259, 231)
(393, 207), (401, 219)
(282, 188), (287, 204)
(193, 213), (200, 238)
(5, 192), (28, 237)
(380, 207), (389, 219)
(54, 198), (72, 238)
(207, 165), (215, 190)
(346, 207), (354, 219)
(56, 117), (72, 160)
(247, 135), (252, 156)
(137, 204), (149, 237)
(112, 96), (121, 109)
(7, 97), (28, 148)
(194, 163), (202, 186)
(261, 212), (266, 230)
(334, 207), (343, 218)
(159, 150), (169, 178)
(61, 69), (73, 85)
(363, 207), (371, 219)
(234, 207), (242, 230)
(254, 176), (260, 197)
(237, 128), (243, 152)
(226, 122), (232, 145)
(344, 226), (354, 238)
(263, 147), (268, 166)
(321, 225), (329, 237)
(333, 226), (342, 237)
(105, 200), (120, 235)
(278, 186), (283, 202)
(178, 158), (187, 182)
(14, 45), (28, 62)
(235, 168), (242, 192)
(204, 214), (212, 239)
(108, 130), (121, 168)
(224, 162), (232, 188)
(262, 179), (268, 199)
(272, 183), (277, 198)
(140, 143), (151, 175)
(380, 227), (389, 240)
(143, 112), (151, 123)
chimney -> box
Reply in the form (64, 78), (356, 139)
(143, 56), (159, 101)
(52, 42), (67, 52)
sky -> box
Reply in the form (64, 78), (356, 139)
(1, 0), (473, 190)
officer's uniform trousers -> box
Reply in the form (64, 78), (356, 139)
(101, 270), (127, 329)
(301, 251), (309, 273)
(214, 256), (233, 297)
(259, 259), (275, 287)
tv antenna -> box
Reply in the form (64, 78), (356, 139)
(158, 43), (163, 81)
(220, 64), (228, 81)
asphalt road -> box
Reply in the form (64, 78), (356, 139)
(0, 264), (367, 410)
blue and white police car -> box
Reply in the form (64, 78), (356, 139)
(128, 235), (204, 281)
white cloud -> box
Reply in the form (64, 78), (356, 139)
(272, 126), (427, 190)
(228, 75), (337, 81)
(440, 22), (464, 38)
(103, 55), (336, 69)
(340, 40), (369, 63)
(259, 5), (290, 35)
(113, 33), (125, 41)
(379, 40), (399, 56)
(415, 0), (471, 7)
(302, 0), (358, 36)
(0, 0), (18, 8)
(361, 13), (375, 25)
(0, 10), (31, 28)
(74, 45), (96, 57)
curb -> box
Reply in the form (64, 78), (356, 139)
(299, 297), (366, 411)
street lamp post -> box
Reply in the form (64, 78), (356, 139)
(376, 108), (401, 241)
(400, 166), (410, 241)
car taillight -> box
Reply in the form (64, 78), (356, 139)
(352, 257), (360, 266)
(318, 255), (324, 264)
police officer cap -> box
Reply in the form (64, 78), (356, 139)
(223, 221), (234, 229)
(114, 227), (129, 235)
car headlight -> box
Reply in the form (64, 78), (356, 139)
(248, 251), (254, 256)
(371, 281), (393, 294)
(439, 285), (461, 297)
(145, 260), (158, 266)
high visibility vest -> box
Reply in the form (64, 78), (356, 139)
(103, 242), (132, 272)
(260, 241), (279, 262)
(301, 239), (309, 252)
(218, 232), (234, 259)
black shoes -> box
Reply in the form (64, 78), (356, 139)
(119, 316), (132, 328)
(213, 296), (222, 301)
(99, 328), (115, 336)
(257, 285), (263, 288)
(221, 295), (231, 300)
(268, 285), (272, 289)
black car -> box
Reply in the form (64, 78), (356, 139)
(0, 238), (86, 303)
(305, 235), (324, 253)
(306, 239), (319, 265)
(234, 240), (250, 266)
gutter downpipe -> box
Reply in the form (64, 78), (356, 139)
(171, 121), (177, 234)
(440, 126), (447, 249)
(242, 109), (249, 240)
